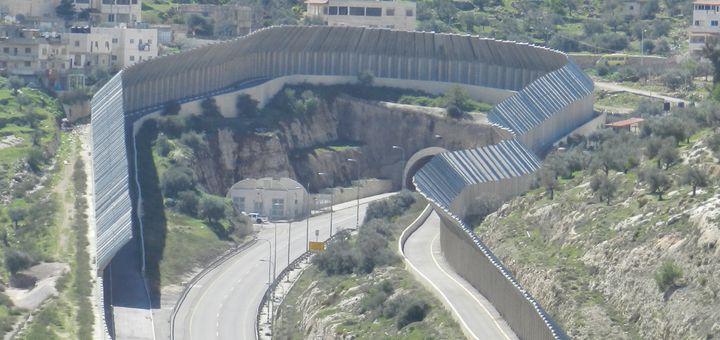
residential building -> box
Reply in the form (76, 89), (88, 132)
(305, 0), (416, 31)
(66, 26), (113, 69)
(0, 26), (69, 82)
(690, 0), (720, 52)
(2, 0), (141, 24)
(607, 117), (644, 134)
(73, 0), (142, 24)
(175, 4), (252, 37)
(227, 177), (309, 221)
(92, 26), (158, 67)
(1, 0), (59, 19)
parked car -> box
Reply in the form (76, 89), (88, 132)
(247, 213), (268, 224)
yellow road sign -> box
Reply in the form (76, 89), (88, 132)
(309, 241), (325, 252)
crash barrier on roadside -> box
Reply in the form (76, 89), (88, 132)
(256, 228), (355, 339)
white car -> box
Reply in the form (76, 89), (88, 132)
(247, 213), (268, 224)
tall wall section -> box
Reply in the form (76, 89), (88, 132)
(90, 72), (133, 271)
(118, 26), (569, 114)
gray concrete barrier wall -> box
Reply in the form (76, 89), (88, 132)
(90, 72), (133, 271)
(436, 209), (567, 340)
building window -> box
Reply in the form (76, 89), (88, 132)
(366, 7), (381, 16)
(111, 55), (117, 61)
(130, 39), (134, 44)
(696, 20), (701, 26)
(406, 9), (414, 17)
(24, 61), (31, 67)
(712, 20), (719, 26)
(349, 7), (364, 15)
(112, 38), (118, 43)
(629, 5), (634, 10)
(232, 197), (245, 212)
(386, 8), (395, 16)
(130, 56), (135, 61)
(271, 199), (284, 218)
(253, 201), (263, 214)
(691, 36), (706, 43)
(75, 41), (80, 47)
(25, 47), (31, 54)
(2, 48), (8, 54)
(42, 48), (47, 55)
(328, 6), (338, 15)
(338, 6), (348, 15)
(108, 14), (115, 22)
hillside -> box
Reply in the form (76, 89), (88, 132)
(275, 193), (465, 339)
(474, 116), (720, 338)
(0, 77), (97, 339)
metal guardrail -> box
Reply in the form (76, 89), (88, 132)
(255, 228), (355, 340)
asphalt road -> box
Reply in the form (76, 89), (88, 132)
(173, 193), (394, 340)
(403, 211), (518, 340)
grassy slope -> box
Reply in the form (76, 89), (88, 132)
(473, 130), (717, 338)
(135, 121), (235, 290)
(276, 197), (465, 339)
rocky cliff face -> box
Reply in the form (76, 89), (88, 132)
(475, 138), (720, 339)
(192, 94), (510, 196)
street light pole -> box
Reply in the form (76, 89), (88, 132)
(641, 29), (645, 66)
(347, 158), (360, 228)
(392, 145), (406, 190)
(318, 172), (334, 236)
(257, 239), (272, 284)
(306, 181), (310, 253)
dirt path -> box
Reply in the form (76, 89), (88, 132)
(53, 132), (80, 258)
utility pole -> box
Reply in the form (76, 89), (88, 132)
(318, 172), (334, 236)
(347, 158), (360, 228)
(392, 145), (406, 190)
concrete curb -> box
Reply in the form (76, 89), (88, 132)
(397, 205), (479, 340)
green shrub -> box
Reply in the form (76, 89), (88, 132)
(363, 192), (416, 223)
(5, 249), (33, 274)
(176, 190), (199, 216)
(383, 294), (430, 329)
(199, 195), (226, 222)
(654, 260), (682, 293)
(160, 166), (194, 197)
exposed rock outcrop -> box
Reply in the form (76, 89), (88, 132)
(191, 94), (511, 196)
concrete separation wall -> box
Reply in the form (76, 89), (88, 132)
(435, 208), (566, 340)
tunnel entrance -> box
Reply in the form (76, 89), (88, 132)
(403, 147), (448, 191)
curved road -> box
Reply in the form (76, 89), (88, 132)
(403, 211), (517, 340)
(173, 193), (394, 340)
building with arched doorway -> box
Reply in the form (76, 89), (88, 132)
(227, 177), (309, 221)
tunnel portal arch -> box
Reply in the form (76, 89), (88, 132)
(403, 147), (449, 191)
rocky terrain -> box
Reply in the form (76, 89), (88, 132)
(475, 133), (720, 339)
(190, 92), (510, 195)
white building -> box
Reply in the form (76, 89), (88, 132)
(73, 0), (142, 24)
(690, 0), (720, 52)
(66, 27), (113, 69)
(305, 0), (416, 31)
(92, 26), (158, 67)
(1, 0), (142, 24)
(0, 26), (70, 80)
(227, 177), (309, 221)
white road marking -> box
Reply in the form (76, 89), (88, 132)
(428, 233), (513, 340)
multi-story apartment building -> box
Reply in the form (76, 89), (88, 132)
(690, 0), (720, 52)
(0, 26), (70, 79)
(92, 26), (158, 67)
(73, 0), (142, 24)
(1, 0), (58, 19)
(305, 0), (416, 31)
(66, 27), (113, 69)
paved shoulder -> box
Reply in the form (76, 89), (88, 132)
(403, 212), (517, 340)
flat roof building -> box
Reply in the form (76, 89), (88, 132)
(305, 0), (416, 31)
(227, 177), (309, 221)
(690, 0), (720, 52)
